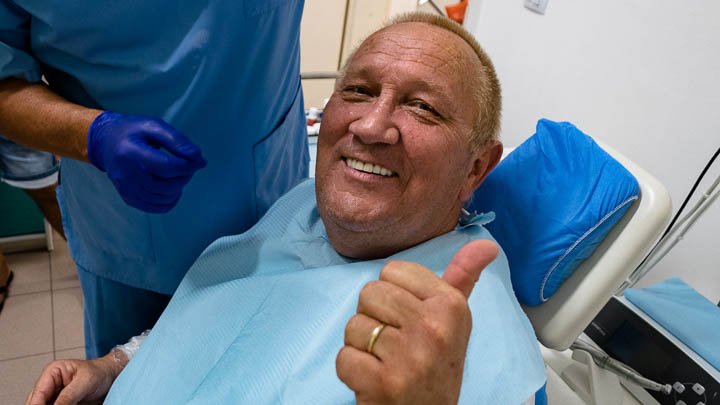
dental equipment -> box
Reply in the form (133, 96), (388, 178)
(570, 338), (672, 395)
(620, 145), (720, 292)
(585, 144), (720, 405)
(300, 72), (340, 80)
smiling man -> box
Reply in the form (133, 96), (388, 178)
(317, 15), (500, 260)
(28, 13), (545, 405)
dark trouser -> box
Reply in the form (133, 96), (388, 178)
(76, 265), (171, 359)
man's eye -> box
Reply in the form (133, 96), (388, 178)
(410, 100), (440, 116)
(344, 86), (371, 96)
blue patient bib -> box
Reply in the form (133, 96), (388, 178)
(106, 180), (545, 404)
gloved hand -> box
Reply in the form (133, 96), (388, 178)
(87, 111), (207, 213)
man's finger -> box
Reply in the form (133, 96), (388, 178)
(27, 366), (63, 405)
(357, 280), (421, 327)
(26, 389), (46, 405)
(441, 240), (499, 298)
(378, 261), (447, 301)
(54, 379), (92, 405)
(26, 390), (50, 405)
(344, 313), (400, 360)
(336, 346), (384, 394)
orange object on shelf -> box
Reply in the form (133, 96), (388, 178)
(445, 0), (468, 24)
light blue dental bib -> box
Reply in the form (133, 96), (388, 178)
(106, 180), (545, 404)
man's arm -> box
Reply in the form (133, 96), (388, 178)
(25, 329), (150, 405)
(0, 77), (207, 213)
(0, 78), (99, 161)
(26, 350), (127, 405)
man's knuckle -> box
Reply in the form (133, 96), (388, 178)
(386, 286), (405, 304)
(423, 317), (453, 348)
(335, 348), (351, 381)
(359, 281), (379, 302)
(344, 316), (359, 339)
(380, 261), (403, 278)
(447, 291), (470, 312)
(406, 344), (434, 373)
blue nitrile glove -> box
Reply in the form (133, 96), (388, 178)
(87, 111), (207, 213)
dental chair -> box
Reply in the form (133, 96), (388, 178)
(307, 116), (670, 403)
(470, 119), (673, 404)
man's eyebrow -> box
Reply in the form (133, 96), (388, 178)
(341, 66), (373, 81)
(343, 68), (453, 104)
(406, 79), (453, 106)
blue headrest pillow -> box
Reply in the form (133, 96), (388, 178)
(469, 119), (640, 306)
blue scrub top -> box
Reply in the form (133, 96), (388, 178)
(0, 1), (309, 293)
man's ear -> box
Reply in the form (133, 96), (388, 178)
(459, 140), (503, 202)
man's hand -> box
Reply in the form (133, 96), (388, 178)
(336, 240), (499, 405)
(26, 351), (127, 405)
(87, 111), (207, 213)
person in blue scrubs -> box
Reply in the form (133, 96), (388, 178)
(0, 1), (309, 358)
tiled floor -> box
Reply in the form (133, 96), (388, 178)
(0, 232), (84, 404)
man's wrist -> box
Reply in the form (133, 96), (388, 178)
(113, 329), (150, 361)
(99, 349), (128, 379)
(76, 108), (104, 163)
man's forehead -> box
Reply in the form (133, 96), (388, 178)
(348, 22), (477, 78)
(362, 22), (470, 59)
(347, 24), (475, 91)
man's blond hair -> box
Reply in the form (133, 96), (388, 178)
(338, 12), (501, 150)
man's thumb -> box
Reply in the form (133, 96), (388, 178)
(442, 240), (499, 298)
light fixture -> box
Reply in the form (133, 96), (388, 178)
(417, 0), (444, 15)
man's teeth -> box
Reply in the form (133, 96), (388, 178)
(346, 158), (394, 177)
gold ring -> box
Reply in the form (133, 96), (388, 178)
(366, 323), (387, 355)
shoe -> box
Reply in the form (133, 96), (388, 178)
(0, 271), (14, 315)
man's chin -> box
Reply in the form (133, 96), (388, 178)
(324, 223), (398, 260)
(323, 210), (389, 233)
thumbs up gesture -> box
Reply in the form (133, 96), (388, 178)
(336, 240), (499, 405)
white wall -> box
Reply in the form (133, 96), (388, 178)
(466, 1), (720, 302)
(300, 1), (347, 108)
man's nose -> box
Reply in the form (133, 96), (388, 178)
(348, 99), (400, 145)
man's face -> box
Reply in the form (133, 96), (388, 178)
(316, 22), (494, 258)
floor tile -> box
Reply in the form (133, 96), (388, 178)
(52, 287), (84, 351)
(55, 346), (86, 360)
(4, 250), (51, 295)
(0, 353), (53, 405)
(0, 292), (53, 360)
(50, 239), (79, 290)
(52, 230), (64, 245)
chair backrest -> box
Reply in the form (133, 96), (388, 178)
(524, 141), (672, 350)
